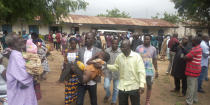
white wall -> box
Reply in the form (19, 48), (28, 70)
(12, 22), (29, 34)
(62, 24), (71, 34)
(135, 27), (173, 36)
(3, 22), (209, 36)
(39, 24), (49, 35)
(79, 26), (91, 34)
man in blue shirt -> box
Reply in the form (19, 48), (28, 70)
(198, 35), (209, 93)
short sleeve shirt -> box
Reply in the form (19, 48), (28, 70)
(136, 45), (157, 76)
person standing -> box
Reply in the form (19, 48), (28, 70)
(131, 33), (142, 51)
(151, 35), (158, 52)
(184, 36), (202, 105)
(160, 35), (170, 61)
(56, 31), (61, 51)
(31, 33), (50, 80)
(106, 34), (112, 48)
(166, 34), (179, 74)
(171, 36), (192, 96)
(1, 31), (8, 49)
(6, 33), (37, 105)
(136, 35), (158, 105)
(107, 39), (146, 105)
(48, 32), (53, 43)
(76, 32), (101, 105)
(157, 34), (164, 54)
(52, 32), (57, 49)
(61, 34), (68, 55)
(103, 39), (121, 105)
(197, 35), (209, 93)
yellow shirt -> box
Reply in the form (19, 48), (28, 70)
(107, 51), (146, 91)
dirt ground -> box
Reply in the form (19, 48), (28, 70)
(38, 51), (210, 105)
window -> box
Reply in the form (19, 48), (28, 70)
(71, 27), (79, 34)
(29, 25), (39, 34)
(49, 26), (62, 33)
(2, 24), (12, 33)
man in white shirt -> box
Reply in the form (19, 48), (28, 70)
(77, 32), (101, 105)
(198, 35), (209, 93)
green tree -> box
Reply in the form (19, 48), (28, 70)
(162, 12), (180, 24)
(0, 0), (88, 23)
(151, 13), (160, 19)
(97, 8), (131, 18)
(151, 12), (180, 24)
(172, 0), (210, 33)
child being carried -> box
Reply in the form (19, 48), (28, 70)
(82, 51), (110, 83)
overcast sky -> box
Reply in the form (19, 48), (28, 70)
(73, 0), (177, 19)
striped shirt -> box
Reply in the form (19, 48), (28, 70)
(185, 45), (202, 77)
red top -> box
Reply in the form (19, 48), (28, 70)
(185, 45), (202, 77)
(56, 33), (61, 43)
(48, 34), (53, 43)
(168, 37), (179, 49)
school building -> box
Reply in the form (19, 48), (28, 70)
(0, 14), (208, 36)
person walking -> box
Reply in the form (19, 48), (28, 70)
(103, 39), (121, 105)
(76, 32), (101, 105)
(184, 36), (202, 105)
(197, 34), (209, 93)
(171, 36), (192, 96)
(136, 35), (158, 105)
(107, 39), (146, 105)
(59, 37), (80, 105)
(6, 33), (37, 105)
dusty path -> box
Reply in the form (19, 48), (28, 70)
(38, 51), (210, 105)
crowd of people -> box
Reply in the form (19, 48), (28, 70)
(0, 30), (209, 105)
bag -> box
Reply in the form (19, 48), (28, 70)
(26, 39), (37, 54)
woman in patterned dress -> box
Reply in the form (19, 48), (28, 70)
(59, 37), (80, 105)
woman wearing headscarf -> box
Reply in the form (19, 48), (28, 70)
(31, 32), (50, 100)
(31, 32), (50, 80)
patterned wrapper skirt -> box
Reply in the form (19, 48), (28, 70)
(34, 82), (42, 100)
(65, 75), (79, 105)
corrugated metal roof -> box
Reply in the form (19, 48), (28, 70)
(60, 14), (177, 28)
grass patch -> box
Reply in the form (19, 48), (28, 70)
(175, 102), (184, 105)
